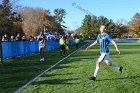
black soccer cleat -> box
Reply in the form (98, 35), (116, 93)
(89, 76), (96, 81)
(119, 66), (123, 73)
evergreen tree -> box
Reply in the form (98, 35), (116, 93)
(81, 15), (92, 39)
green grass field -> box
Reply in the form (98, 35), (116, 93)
(0, 43), (140, 93)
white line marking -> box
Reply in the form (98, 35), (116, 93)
(13, 43), (88, 93)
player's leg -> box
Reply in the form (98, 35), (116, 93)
(39, 47), (43, 61)
(89, 53), (105, 80)
(94, 61), (101, 77)
(105, 53), (123, 73)
(66, 44), (69, 51)
(89, 61), (101, 81)
(60, 45), (63, 56)
(76, 43), (78, 48)
(63, 45), (66, 56)
(106, 61), (119, 68)
(106, 61), (123, 73)
(41, 47), (45, 61)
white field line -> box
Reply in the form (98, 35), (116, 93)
(13, 43), (88, 93)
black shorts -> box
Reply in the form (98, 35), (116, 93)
(60, 45), (65, 50)
(76, 43), (78, 46)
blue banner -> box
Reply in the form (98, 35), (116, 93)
(2, 40), (76, 59)
(2, 41), (60, 59)
(2, 39), (80, 59)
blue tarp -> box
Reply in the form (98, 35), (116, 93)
(2, 41), (60, 59)
(2, 40), (76, 59)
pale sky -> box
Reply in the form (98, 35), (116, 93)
(14, 0), (140, 30)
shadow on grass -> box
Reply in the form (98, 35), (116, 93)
(97, 75), (140, 81)
(54, 65), (78, 70)
(32, 78), (80, 85)
(0, 44), (84, 93)
(42, 73), (75, 77)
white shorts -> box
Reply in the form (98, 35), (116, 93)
(39, 46), (45, 52)
(98, 53), (110, 63)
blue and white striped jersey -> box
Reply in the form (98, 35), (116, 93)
(96, 33), (113, 53)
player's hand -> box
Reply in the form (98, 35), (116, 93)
(86, 47), (90, 51)
(116, 49), (120, 55)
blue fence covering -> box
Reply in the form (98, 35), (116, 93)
(2, 41), (39, 59)
(45, 41), (59, 50)
(2, 40), (76, 59)
(2, 41), (59, 59)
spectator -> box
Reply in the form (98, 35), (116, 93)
(33, 36), (38, 41)
(29, 36), (34, 41)
(15, 34), (22, 41)
(75, 37), (80, 48)
(22, 36), (27, 41)
(65, 35), (69, 51)
(38, 32), (46, 61)
(10, 36), (15, 41)
(59, 35), (66, 56)
(2, 34), (9, 41)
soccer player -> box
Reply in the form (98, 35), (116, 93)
(65, 35), (69, 51)
(59, 36), (66, 56)
(86, 25), (123, 81)
(75, 37), (80, 48)
(38, 31), (46, 61)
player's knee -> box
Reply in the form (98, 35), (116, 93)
(96, 61), (100, 66)
(108, 64), (112, 66)
(107, 62), (112, 66)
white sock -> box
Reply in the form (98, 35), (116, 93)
(112, 62), (120, 69)
(42, 58), (44, 61)
(93, 66), (100, 77)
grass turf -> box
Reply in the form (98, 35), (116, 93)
(1, 43), (140, 93)
(0, 44), (84, 93)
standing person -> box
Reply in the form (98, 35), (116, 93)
(10, 36), (15, 41)
(2, 34), (9, 41)
(86, 25), (123, 81)
(29, 36), (34, 41)
(22, 36), (27, 41)
(15, 33), (22, 41)
(75, 37), (80, 48)
(38, 32), (46, 61)
(59, 36), (66, 56)
(65, 35), (69, 51)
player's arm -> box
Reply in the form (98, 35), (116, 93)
(86, 41), (98, 50)
(37, 36), (40, 41)
(111, 40), (120, 54)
